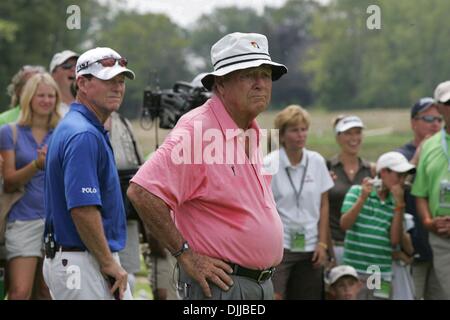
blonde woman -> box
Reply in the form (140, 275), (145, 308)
(264, 105), (334, 299)
(0, 73), (60, 299)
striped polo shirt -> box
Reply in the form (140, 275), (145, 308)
(342, 185), (394, 278)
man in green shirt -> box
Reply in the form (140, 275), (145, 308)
(412, 80), (450, 299)
(0, 65), (45, 126)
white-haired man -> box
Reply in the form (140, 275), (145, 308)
(128, 32), (288, 300)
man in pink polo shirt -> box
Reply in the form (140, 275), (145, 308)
(128, 32), (288, 300)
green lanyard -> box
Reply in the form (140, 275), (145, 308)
(440, 127), (450, 171)
(285, 154), (309, 208)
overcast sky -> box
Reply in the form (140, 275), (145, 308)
(121, 0), (288, 27)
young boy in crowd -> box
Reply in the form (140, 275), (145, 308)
(328, 265), (362, 300)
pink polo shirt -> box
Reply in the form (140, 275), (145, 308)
(131, 95), (283, 269)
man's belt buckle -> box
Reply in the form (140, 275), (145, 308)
(257, 268), (274, 283)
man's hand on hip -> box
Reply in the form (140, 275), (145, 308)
(179, 250), (234, 298)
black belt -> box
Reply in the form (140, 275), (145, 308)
(59, 246), (86, 252)
(229, 263), (275, 283)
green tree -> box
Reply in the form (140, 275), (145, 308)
(305, 0), (450, 110)
(0, 0), (105, 109)
(95, 11), (191, 118)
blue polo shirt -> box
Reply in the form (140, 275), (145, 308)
(44, 103), (126, 252)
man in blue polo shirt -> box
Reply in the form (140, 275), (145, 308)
(42, 47), (135, 300)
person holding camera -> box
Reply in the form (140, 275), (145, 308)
(42, 47), (135, 300)
(127, 32), (288, 300)
(340, 151), (415, 299)
(105, 111), (144, 295)
(412, 81), (450, 299)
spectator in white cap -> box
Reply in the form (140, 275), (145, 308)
(128, 32), (287, 300)
(327, 115), (375, 266)
(49, 50), (79, 116)
(328, 265), (362, 300)
(341, 151), (415, 299)
(412, 80), (450, 299)
(43, 47), (135, 300)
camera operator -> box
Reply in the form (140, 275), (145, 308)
(104, 111), (144, 295)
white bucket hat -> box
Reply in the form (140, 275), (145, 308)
(201, 32), (287, 90)
(76, 47), (135, 80)
(376, 151), (416, 174)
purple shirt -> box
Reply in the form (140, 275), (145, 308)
(0, 124), (53, 221)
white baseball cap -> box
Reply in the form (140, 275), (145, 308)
(335, 115), (364, 134)
(376, 151), (416, 174)
(76, 47), (135, 80)
(328, 265), (359, 286)
(49, 50), (79, 73)
(201, 32), (287, 90)
(434, 81), (450, 103)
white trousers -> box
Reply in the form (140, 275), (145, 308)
(43, 249), (133, 300)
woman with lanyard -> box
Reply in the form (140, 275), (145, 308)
(264, 105), (334, 300)
(327, 115), (375, 266)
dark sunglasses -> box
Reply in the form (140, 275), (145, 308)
(77, 57), (128, 72)
(442, 100), (450, 106)
(60, 62), (76, 70)
(415, 115), (443, 123)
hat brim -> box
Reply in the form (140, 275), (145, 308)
(438, 92), (450, 103)
(78, 65), (135, 80)
(201, 60), (287, 90)
(336, 123), (364, 134)
(390, 163), (416, 174)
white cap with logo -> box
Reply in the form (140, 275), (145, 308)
(49, 50), (79, 73)
(334, 115), (364, 134)
(328, 265), (359, 286)
(76, 47), (135, 80)
(376, 151), (416, 174)
(434, 81), (450, 103)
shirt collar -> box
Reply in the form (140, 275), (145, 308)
(209, 95), (261, 141)
(70, 102), (107, 134)
(280, 147), (308, 169)
(369, 189), (394, 205)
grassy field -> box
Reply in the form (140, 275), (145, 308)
(130, 108), (411, 162)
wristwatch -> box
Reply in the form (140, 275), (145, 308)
(172, 241), (189, 258)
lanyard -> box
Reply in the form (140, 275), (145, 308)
(441, 127), (450, 171)
(285, 154), (309, 208)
